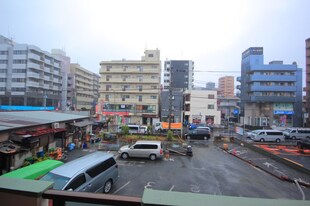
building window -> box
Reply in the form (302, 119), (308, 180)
(0, 60), (8, 64)
(148, 54), (154, 57)
(151, 95), (157, 99)
(106, 65), (112, 71)
(122, 95), (129, 101)
(13, 50), (27, 55)
(106, 85), (112, 91)
(0, 51), (8, 55)
(151, 86), (157, 89)
(0, 78), (7, 82)
(151, 75), (157, 79)
(105, 95), (109, 101)
(208, 104), (214, 109)
(12, 78), (25, 82)
(0, 69), (7, 73)
(138, 95), (142, 102)
(152, 65), (157, 68)
(208, 94), (215, 99)
(106, 75), (112, 81)
(137, 66), (143, 72)
(137, 85), (142, 91)
(13, 59), (27, 64)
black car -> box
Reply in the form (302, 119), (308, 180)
(184, 129), (210, 140)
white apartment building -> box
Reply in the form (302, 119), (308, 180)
(70, 63), (100, 110)
(0, 35), (62, 108)
(99, 49), (161, 125)
(184, 89), (221, 125)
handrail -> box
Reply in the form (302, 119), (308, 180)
(43, 189), (141, 206)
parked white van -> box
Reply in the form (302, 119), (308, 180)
(118, 140), (163, 160)
(283, 128), (310, 140)
(250, 130), (284, 142)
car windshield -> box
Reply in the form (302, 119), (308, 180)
(40, 172), (70, 190)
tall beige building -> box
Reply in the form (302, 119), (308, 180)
(99, 49), (161, 126)
(70, 63), (100, 110)
(218, 76), (235, 97)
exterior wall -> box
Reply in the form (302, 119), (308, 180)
(184, 90), (221, 125)
(99, 49), (161, 125)
(239, 47), (303, 127)
(218, 76), (234, 97)
(163, 60), (194, 91)
(0, 35), (62, 108)
(70, 64), (99, 110)
(51, 49), (71, 111)
(305, 38), (310, 127)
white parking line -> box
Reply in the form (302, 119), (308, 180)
(169, 185), (175, 191)
(113, 181), (131, 194)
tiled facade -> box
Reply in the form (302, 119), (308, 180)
(98, 49), (161, 125)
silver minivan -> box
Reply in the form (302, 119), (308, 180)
(283, 128), (310, 140)
(118, 140), (163, 160)
(40, 151), (118, 193)
(251, 130), (284, 142)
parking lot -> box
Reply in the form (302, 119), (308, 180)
(67, 138), (310, 200)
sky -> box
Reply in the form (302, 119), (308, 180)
(1, 0), (310, 89)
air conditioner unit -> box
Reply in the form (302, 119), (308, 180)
(53, 123), (59, 129)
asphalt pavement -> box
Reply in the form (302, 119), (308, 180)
(64, 137), (310, 200)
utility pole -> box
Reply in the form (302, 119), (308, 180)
(168, 66), (173, 130)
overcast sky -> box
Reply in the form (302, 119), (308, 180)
(1, 0), (310, 89)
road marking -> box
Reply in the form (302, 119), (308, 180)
(113, 181), (131, 194)
(169, 185), (175, 191)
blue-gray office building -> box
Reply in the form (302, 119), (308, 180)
(237, 47), (302, 127)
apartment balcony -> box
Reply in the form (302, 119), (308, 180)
(12, 64), (26, 69)
(250, 95), (296, 102)
(0, 64), (7, 69)
(248, 75), (296, 82)
(236, 76), (241, 82)
(26, 81), (40, 87)
(28, 53), (41, 62)
(12, 73), (26, 78)
(27, 72), (40, 79)
(28, 62), (41, 70)
(249, 85), (296, 92)
(236, 85), (241, 90)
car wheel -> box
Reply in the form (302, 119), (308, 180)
(121, 153), (129, 159)
(275, 138), (281, 143)
(149, 154), (156, 161)
(259, 138), (265, 142)
(103, 179), (112, 193)
(292, 136), (296, 140)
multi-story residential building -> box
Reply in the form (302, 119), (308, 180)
(184, 89), (221, 125)
(305, 38), (310, 127)
(218, 76), (234, 97)
(0, 35), (62, 109)
(161, 60), (194, 123)
(70, 63), (100, 110)
(99, 49), (161, 126)
(206, 82), (216, 90)
(163, 60), (194, 91)
(51, 49), (70, 111)
(238, 47), (303, 127)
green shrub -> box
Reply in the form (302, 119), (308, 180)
(121, 125), (129, 135)
(167, 130), (173, 141)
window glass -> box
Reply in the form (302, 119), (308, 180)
(64, 174), (86, 190)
